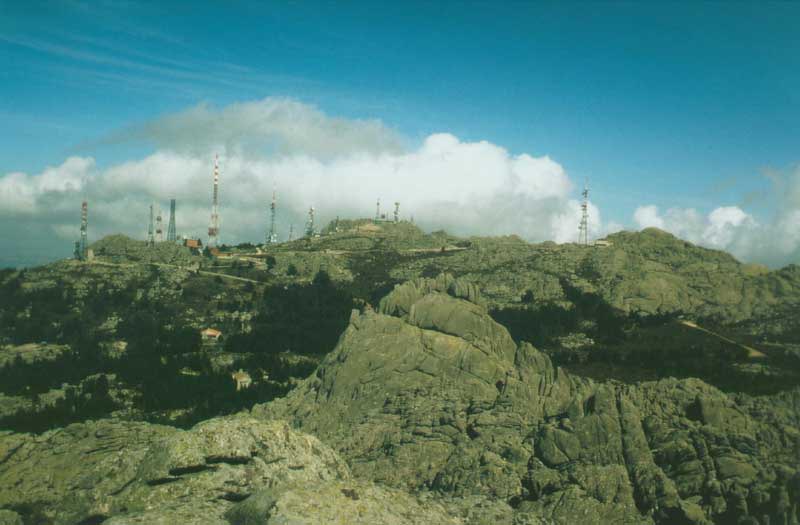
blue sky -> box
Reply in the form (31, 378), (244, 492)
(1, 1), (799, 267)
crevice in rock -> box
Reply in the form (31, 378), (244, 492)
(0, 442), (24, 467)
(583, 394), (596, 415)
(220, 492), (250, 502)
(205, 456), (251, 465)
(78, 514), (109, 525)
(168, 464), (216, 476)
(108, 477), (136, 496)
(146, 477), (181, 486)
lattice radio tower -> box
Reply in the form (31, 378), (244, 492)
(578, 182), (589, 246)
(155, 206), (163, 243)
(167, 199), (177, 242)
(393, 202), (400, 223)
(305, 206), (315, 237)
(78, 200), (88, 260)
(208, 154), (220, 247)
(266, 187), (278, 244)
(147, 204), (155, 246)
(375, 198), (381, 221)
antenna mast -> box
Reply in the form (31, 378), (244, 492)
(78, 200), (88, 260)
(167, 199), (177, 242)
(393, 202), (400, 223)
(305, 206), (315, 238)
(147, 204), (155, 246)
(267, 186), (278, 244)
(208, 154), (220, 247)
(578, 181), (589, 246)
(155, 206), (163, 243)
(375, 198), (381, 221)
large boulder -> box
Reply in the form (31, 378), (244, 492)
(224, 480), (460, 525)
(0, 413), (472, 524)
(256, 276), (800, 524)
(0, 417), (328, 523)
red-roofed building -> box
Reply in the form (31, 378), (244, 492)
(201, 328), (222, 342)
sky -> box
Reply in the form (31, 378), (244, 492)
(1, 1), (799, 268)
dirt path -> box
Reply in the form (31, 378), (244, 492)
(679, 320), (767, 359)
(91, 260), (264, 285)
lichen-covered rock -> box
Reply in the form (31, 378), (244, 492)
(379, 273), (485, 317)
(0, 510), (22, 525)
(225, 480), (461, 525)
(256, 281), (800, 524)
(0, 415), (350, 524)
(0, 419), (174, 524)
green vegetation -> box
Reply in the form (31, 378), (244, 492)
(1, 227), (798, 435)
(1, 229), (799, 525)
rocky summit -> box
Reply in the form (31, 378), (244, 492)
(1, 228), (799, 524)
(256, 275), (800, 524)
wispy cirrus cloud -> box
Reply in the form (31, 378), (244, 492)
(0, 33), (312, 97)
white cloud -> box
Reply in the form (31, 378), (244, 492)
(18, 97), (800, 270)
(632, 170), (800, 267)
(1, 99), (609, 266)
(0, 157), (93, 215)
(633, 205), (664, 230)
(111, 97), (406, 160)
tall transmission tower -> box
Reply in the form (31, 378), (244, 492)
(79, 200), (88, 260)
(147, 204), (155, 246)
(305, 206), (315, 238)
(167, 199), (177, 242)
(288, 224), (294, 242)
(266, 188), (278, 244)
(208, 154), (220, 247)
(578, 182), (589, 246)
(393, 202), (400, 223)
(155, 206), (164, 243)
(375, 198), (381, 221)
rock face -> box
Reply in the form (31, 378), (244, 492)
(222, 481), (460, 525)
(0, 415), (457, 524)
(90, 234), (198, 266)
(388, 229), (800, 325)
(2, 273), (798, 524)
(257, 275), (800, 524)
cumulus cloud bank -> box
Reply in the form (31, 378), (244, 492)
(0, 98), (605, 267)
(633, 168), (800, 267)
(2, 97), (797, 269)
(109, 98), (406, 160)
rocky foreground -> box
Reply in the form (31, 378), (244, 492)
(1, 275), (799, 524)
